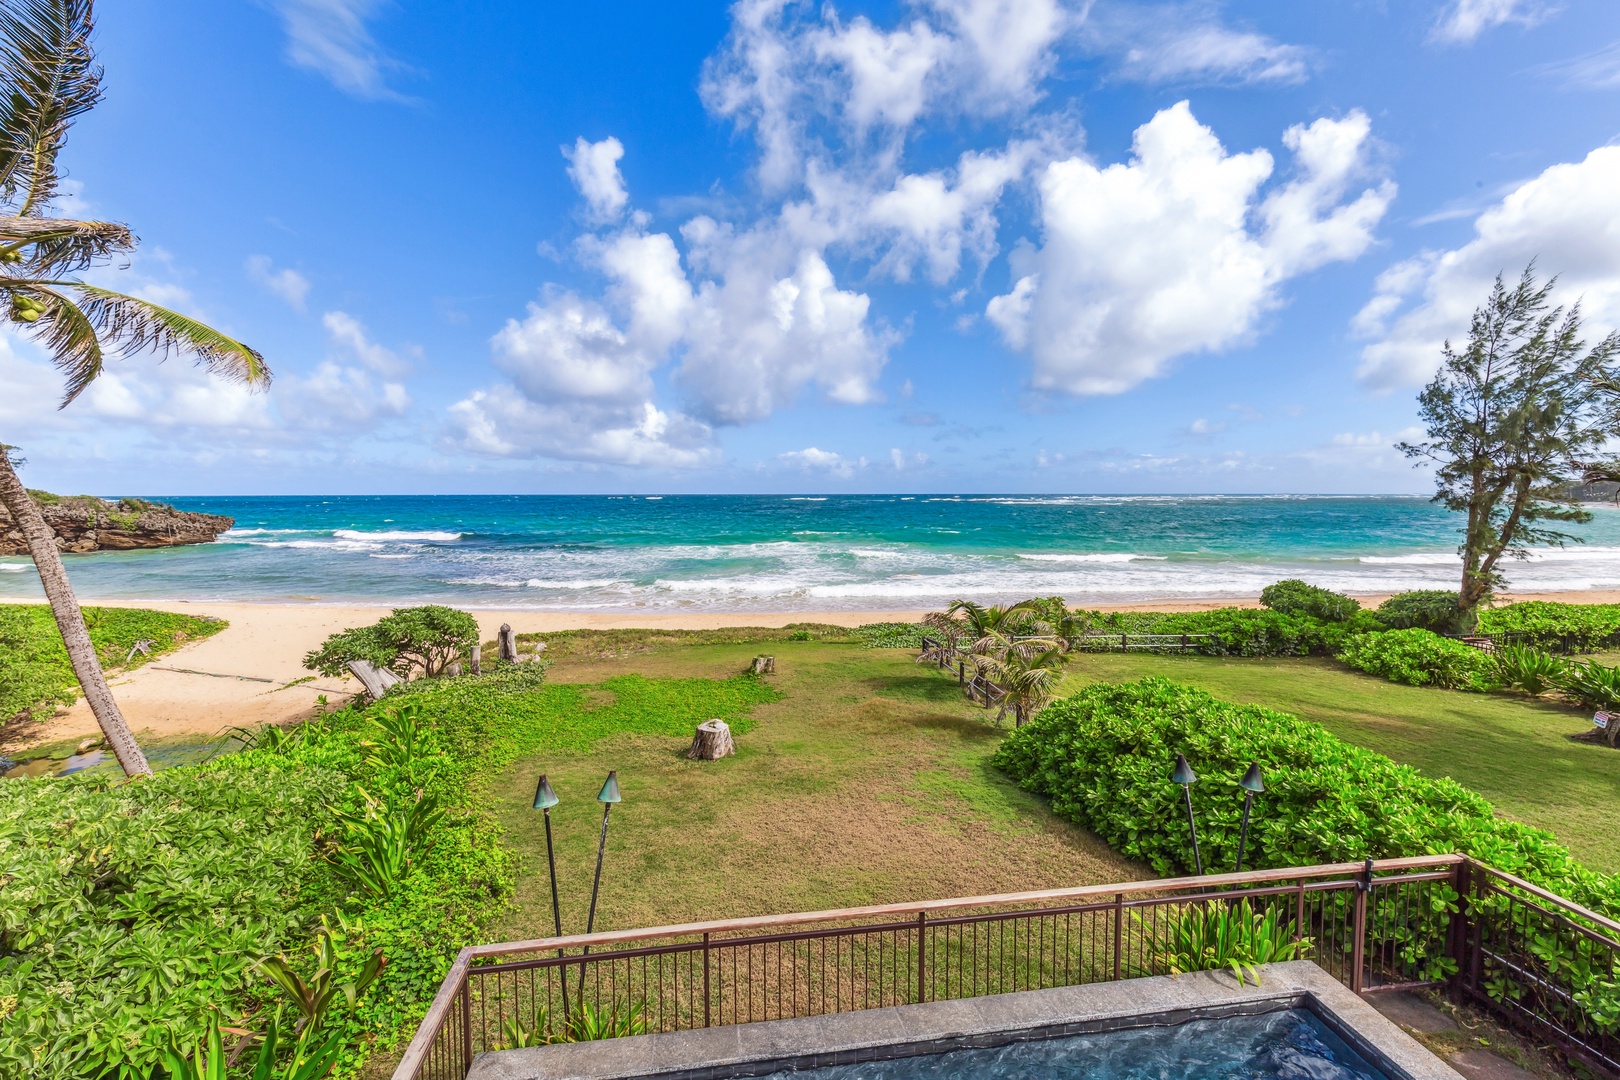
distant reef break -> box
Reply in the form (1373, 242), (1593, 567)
(0, 491), (232, 555)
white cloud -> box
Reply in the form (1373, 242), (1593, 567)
(1430, 0), (1552, 44)
(244, 256), (311, 311)
(1356, 145), (1620, 389)
(1187, 417), (1226, 436)
(265, 0), (405, 100)
(565, 137), (631, 224)
(988, 102), (1392, 396)
(1535, 41), (1620, 90)
(679, 230), (896, 423)
(321, 311), (409, 377)
(1094, 6), (1311, 85)
(890, 447), (928, 470)
(779, 446), (863, 476)
(448, 388), (716, 467)
(700, 0), (1071, 189)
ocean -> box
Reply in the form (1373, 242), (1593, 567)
(4, 494), (1620, 611)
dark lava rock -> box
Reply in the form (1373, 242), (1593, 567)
(0, 492), (232, 555)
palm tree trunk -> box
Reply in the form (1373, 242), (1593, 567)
(0, 452), (151, 776)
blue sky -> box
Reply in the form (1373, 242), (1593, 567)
(4, 0), (1620, 496)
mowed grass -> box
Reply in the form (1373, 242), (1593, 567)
(1058, 652), (1620, 872)
(483, 640), (1136, 945)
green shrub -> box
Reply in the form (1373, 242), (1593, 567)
(1337, 628), (1496, 691)
(1259, 580), (1360, 622)
(303, 605), (479, 679)
(0, 604), (224, 721)
(1375, 590), (1470, 634)
(1081, 606), (1385, 657)
(1556, 660), (1620, 711)
(991, 678), (1620, 917)
(1478, 601), (1620, 652)
(1492, 645), (1568, 696)
(0, 758), (347, 1080)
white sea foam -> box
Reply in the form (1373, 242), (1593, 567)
(1017, 553), (1168, 564)
(0, 563), (26, 572)
(788, 497), (827, 501)
(370, 553), (416, 560)
(333, 529), (462, 542)
(525, 578), (627, 589)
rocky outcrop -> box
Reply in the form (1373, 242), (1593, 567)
(0, 493), (233, 555)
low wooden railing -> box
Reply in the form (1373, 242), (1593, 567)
(393, 855), (1504, 1080)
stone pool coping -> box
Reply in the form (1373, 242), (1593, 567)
(467, 960), (1463, 1080)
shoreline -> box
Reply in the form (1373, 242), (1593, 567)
(7, 588), (1617, 754)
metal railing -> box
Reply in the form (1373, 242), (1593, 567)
(1459, 863), (1620, 1077)
(394, 855), (1482, 1080)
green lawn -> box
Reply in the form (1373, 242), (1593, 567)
(474, 634), (1620, 952)
(482, 640), (1136, 945)
(1059, 652), (1620, 872)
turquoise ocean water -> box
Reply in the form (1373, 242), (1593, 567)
(4, 494), (1620, 611)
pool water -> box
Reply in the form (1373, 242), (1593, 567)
(756, 1009), (1388, 1080)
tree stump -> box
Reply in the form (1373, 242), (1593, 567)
(751, 655), (776, 675)
(687, 719), (735, 760)
(469, 646), (481, 675)
(499, 623), (518, 662)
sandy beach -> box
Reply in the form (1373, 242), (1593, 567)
(9, 589), (1619, 751)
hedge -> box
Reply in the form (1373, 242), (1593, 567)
(1336, 628), (1496, 691)
(992, 678), (1619, 920)
(1080, 607), (1387, 657)
(1479, 601), (1620, 652)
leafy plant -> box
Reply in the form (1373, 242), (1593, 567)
(1375, 590), (1471, 634)
(1139, 900), (1310, 987)
(1337, 628), (1496, 691)
(303, 606), (479, 680)
(565, 1000), (648, 1041)
(330, 789), (444, 899)
(1557, 660), (1620, 711)
(1078, 606), (1386, 658)
(853, 622), (926, 649)
(1493, 645), (1567, 696)
(1479, 601), (1620, 651)
(163, 1010), (345, 1080)
(258, 925), (386, 1034)
(495, 1005), (563, 1049)
(1259, 580), (1360, 623)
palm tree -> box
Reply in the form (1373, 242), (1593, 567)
(0, 0), (270, 777)
(976, 646), (1067, 727)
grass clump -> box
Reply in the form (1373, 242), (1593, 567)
(0, 604), (225, 722)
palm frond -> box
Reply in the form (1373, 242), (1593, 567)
(14, 283), (99, 403)
(0, 0), (99, 213)
(0, 213), (132, 270)
(62, 282), (270, 389)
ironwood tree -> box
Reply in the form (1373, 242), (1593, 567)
(0, 0), (270, 776)
(1399, 265), (1619, 623)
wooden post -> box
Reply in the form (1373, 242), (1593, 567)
(499, 623), (517, 662)
(469, 645), (481, 676)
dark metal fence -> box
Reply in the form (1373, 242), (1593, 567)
(1459, 864), (1620, 1077)
(394, 856), (1497, 1080)
(1073, 632), (1217, 653)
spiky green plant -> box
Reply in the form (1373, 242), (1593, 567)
(1493, 644), (1567, 697)
(1137, 899), (1310, 988)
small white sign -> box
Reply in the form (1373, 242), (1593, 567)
(1595, 712), (1611, 730)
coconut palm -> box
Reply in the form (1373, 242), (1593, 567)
(0, 0), (270, 776)
(976, 646), (1067, 727)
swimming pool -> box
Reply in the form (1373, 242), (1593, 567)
(749, 1008), (1386, 1080)
(468, 962), (1460, 1080)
